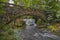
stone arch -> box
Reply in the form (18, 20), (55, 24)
(0, 2), (48, 25)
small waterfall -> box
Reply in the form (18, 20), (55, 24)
(23, 19), (37, 30)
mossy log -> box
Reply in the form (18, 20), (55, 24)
(0, 2), (48, 24)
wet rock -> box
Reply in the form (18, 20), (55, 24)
(18, 27), (60, 40)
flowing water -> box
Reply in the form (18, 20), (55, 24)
(18, 19), (60, 40)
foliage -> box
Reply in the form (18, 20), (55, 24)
(48, 25), (56, 32)
(0, 4), (6, 15)
(0, 0), (60, 40)
(0, 19), (19, 40)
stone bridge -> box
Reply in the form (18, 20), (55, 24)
(0, 2), (47, 24)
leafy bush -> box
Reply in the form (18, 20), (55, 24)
(0, 20), (19, 40)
